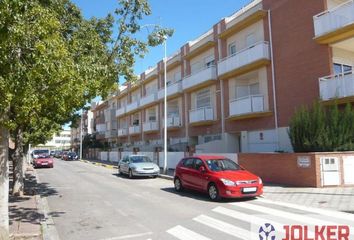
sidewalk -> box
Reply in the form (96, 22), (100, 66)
(9, 166), (43, 240)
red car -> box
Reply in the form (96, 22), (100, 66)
(33, 155), (54, 168)
(174, 155), (263, 201)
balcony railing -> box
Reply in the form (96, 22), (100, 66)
(167, 116), (181, 128)
(313, 0), (354, 37)
(105, 130), (118, 138)
(143, 121), (159, 132)
(126, 100), (140, 113)
(218, 41), (270, 77)
(319, 71), (354, 100)
(158, 80), (182, 99)
(182, 66), (217, 90)
(139, 93), (158, 107)
(116, 106), (126, 117)
(229, 95), (265, 116)
(189, 107), (214, 123)
(118, 128), (128, 137)
(96, 124), (106, 132)
(129, 125), (141, 135)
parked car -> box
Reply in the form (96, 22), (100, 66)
(174, 155), (263, 201)
(61, 151), (69, 160)
(33, 155), (54, 168)
(53, 150), (62, 158)
(63, 152), (78, 161)
(118, 155), (160, 178)
(31, 149), (50, 159)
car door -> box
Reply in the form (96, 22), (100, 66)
(179, 158), (195, 188)
(188, 158), (207, 190)
(121, 156), (129, 173)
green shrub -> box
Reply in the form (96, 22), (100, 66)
(289, 102), (354, 152)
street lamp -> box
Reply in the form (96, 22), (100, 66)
(79, 109), (83, 160)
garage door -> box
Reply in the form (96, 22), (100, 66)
(343, 156), (354, 185)
(320, 157), (340, 186)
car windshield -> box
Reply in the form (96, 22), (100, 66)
(37, 155), (50, 159)
(205, 159), (241, 172)
(130, 156), (152, 163)
(68, 152), (76, 156)
(34, 150), (49, 155)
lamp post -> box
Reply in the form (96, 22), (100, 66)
(79, 110), (83, 160)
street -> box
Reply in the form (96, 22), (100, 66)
(36, 159), (354, 240)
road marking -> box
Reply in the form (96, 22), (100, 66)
(114, 209), (129, 217)
(167, 225), (211, 240)
(256, 198), (354, 223)
(193, 214), (257, 239)
(100, 232), (153, 240)
(230, 202), (354, 232)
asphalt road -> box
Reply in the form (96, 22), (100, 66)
(36, 158), (354, 240)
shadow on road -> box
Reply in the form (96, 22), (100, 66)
(160, 187), (256, 203)
(112, 173), (158, 180)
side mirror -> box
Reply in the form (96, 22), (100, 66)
(199, 166), (206, 173)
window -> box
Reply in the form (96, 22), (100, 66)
(235, 83), (260, 99)
(145, 82), (157, 95)
(132, 113), (139, 126)
(246, 33), (256, 47)
(168, 100), (179, 118)
(194, 159), (204, 170)
(229, 42), (237, 56)
(204, 55), (215, 68)
(196, 88), (211, 109)
(191, 62), (201, 74)
(182, 158), (194, 168)
(333, 63), (352, 75)
(174, 72), (181, 82)
(147, 107), (156, 122)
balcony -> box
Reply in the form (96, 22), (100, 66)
(105, 130), (118, 138)
(96, 124), (106, 132)
(126, 101), (140, 113)
(189, 107), (214, 125)
(139, 93), (158, 108)
(319, 72), (354, 102)
(143, 121), (159, 132)
(182, 66), (217, 91)
(218, 41), (270, 79)
(313, 0), (354, 44)
(116, 106), (126, 117)
(129, 125), (141, 135)
(157, 81), (183, 99)
(229, 95), (271, 120)
(167, 116), (181, 128)
(118, 128), (128, 137)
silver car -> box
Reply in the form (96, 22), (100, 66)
(118, 155), (160, 178)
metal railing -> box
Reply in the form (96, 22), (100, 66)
(319, 71), (354, 100)
(189, 107), (214, 123)
(229, 94), (264, 116)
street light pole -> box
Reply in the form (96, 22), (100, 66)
(163, 38), (168, 175)
(79, 110), (83, 160)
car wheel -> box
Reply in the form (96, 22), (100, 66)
(128, 169), (134, 179)
(208, 183), (221, 201)
(174, 177), (183, 192)
(152, 175), (157, 179)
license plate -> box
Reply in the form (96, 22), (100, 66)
(243, 187), (257, 193)
(42, 162), (48, 165)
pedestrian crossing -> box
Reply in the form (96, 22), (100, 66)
(165, 198), (354, 240)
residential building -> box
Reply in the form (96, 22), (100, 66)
(93, 0), (354, 153)
(36, 130), (71, 150)
(70, 109), (94, 152)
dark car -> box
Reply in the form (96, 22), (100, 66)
(63, 152), (78, 161)
(33, 155), (54, 168)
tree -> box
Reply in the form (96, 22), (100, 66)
(0, 0), (173, 236)
(289, 102), (354, 152)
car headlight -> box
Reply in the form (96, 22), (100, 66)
(258, 177), (263, 184)
(220, 178), (236, 186)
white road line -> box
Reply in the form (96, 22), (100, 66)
(193, 214), (257, 239)
(114, 209), (129, 217)
(230, 202), (354, 233)
(256, 198), (354, 223)
(100, 232), (153, 240)
(167, 225), (212, 240)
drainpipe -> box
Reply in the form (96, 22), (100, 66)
(268, 10), (280, 150)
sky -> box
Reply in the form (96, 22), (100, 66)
(71, 0), (253, 79)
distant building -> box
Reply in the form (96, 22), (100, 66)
(70, 109), (94, 152)
(35, 130), (71, 150)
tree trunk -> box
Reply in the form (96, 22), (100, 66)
(0, 127), (9, 240)
(12, 129), (24, 196)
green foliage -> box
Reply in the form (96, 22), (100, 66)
(289, 102), (354, 152)
(0, 0), (173, 146)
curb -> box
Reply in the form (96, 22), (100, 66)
(80, 159), (118, 169)
(158, 174), (174, 180)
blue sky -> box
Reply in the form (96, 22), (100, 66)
(71, 0), (253, 78)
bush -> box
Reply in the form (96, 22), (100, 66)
(289, 102), (354, 152)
